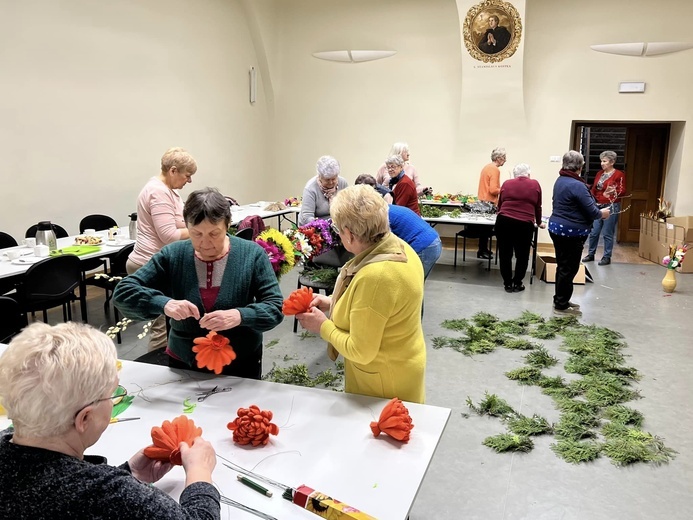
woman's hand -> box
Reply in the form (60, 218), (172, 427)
(128, 449), (173, 483)
(164, 300), (200, 320)
(180, 437), (217, 486)
(296, 307), (328, 334)
(539, 222), (547, 229)
(600, 208), (611, 219)
(310, 294), (332, 312)
(199, 309), (242, 331)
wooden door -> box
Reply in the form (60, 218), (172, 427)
(621, 125), (669, 242)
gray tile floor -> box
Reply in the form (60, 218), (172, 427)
(55, 248), (693, 520)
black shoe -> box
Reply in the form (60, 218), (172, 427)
(504, 285), (514, 293)
(598, 257), (611, 265)
(477, 251), (493, 259)
(582, 255), (595, 262)
(513, 283), (525, 292)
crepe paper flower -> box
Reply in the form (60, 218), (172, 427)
(183, 398), (197, 414)
(192, 331), (237, 375)
(256, 228), (296, 278)
(284, 196), (301, 207)
(143, 415), (203, 465)
(227, 405), (279, 446)
(282, 287), (314, 316)
(662, 244), (688, 270)
(370, 397), (414, 443)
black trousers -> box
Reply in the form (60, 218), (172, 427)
(549, 232), (587, 309)
(466, 224), (494, 254)
(495, 214), (534, 286)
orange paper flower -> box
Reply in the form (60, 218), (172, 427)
(192, 331), (236, 374)
(282, 287), (314, 316)
(227, 405), (279, 446)
(143, 415), (203, 465)
(370, 398), (414, 443)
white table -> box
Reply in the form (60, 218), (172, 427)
(231, 202), (301, 229)
(0, 354), (450, 520)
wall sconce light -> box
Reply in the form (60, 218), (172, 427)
(312, 50), (397, 63)
(591, 42), (693, 56)
(249, 67), (256, 104)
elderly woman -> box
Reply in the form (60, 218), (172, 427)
(296, 185), (426, 404)
(549, 151), (610, 315)
(0, 322), (220, 519)
(298, 155), (349, 226)
(495, 164), (544, 293)
(385, 155), (421, 215)
(355, 174), (441, 280)
(128, 147), (198, 352)
(114, 187), (283, 379)
(375, 142), (428, 195)
(582, 150), (627, 266)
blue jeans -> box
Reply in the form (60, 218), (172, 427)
(418, 237), (442, 280)
(587, 203), (620, 259)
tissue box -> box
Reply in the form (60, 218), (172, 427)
(292, 485), (377, 520)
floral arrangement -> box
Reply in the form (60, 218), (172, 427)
(284, 196), (301, 207)
(284, 218), (338, 264)
(423, 192), (476, 203)
(255, 228), (296, 278)
(662, 244), (688, 270)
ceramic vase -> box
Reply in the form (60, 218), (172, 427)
(662, 269), (677, 293)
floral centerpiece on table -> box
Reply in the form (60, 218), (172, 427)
(284, 196), (301, 207)
(662, 244), (688, 270)
(284, 218), (338, 264)
(255, 228), (296, 278)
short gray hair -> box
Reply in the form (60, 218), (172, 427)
(385, 155), (404, 167)
(184, 187), (231, 228)
(491, 147), (506, 162)
(0, 322), (117, 438)
(316, 156), (340, 179)
(161, 147), (197, 174)
(388, 142), (409, 157)
(512, 163), (531, 178)
(562, 150), (585, 172)
(331, 185), (389, 245)
(599, 150), (617, 164)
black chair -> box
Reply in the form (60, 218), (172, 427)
(16, 255), (86, 324)
(25, 223), (69, 239)
(293, 246), (353, 333)
(453, 226), (494, 271)
(0, 231), (18, 249)
(0, 296), (27, 343)
(79, 214), (118, 233)
(235, 227), (254, 241)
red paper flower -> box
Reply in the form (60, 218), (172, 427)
(282, 287), (314, 316)
(370, 398), (414, 442)
(227, 405), (279, 446)
(143, 415), (203, 465)
(192, 331), (236, 374)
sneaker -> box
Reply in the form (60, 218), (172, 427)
(567, 301), (581, 310)
(504, 285), (514, 293)
(553, 306), (582, 316)
(581, 255), (595, 262)
(513, 283), (525, 292)
(598, 257), (611, 265)
(477, 251), (493, 259)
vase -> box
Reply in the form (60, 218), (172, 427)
(662, 269), (677, 293)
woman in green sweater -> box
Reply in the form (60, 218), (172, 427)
(296, 185), (427, 404)
(114, 188), (283, 379)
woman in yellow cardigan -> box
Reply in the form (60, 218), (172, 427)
(297, 185), (427, 404)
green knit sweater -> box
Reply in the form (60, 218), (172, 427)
(113, 235), (284, 372)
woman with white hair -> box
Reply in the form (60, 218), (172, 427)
(375, 142), (428, 195)
(495, 163), (544, 292)
(0, 322), (220, 519)
(298, 155), (349, 226)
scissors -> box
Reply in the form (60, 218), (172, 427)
(197, 386), (233, 402)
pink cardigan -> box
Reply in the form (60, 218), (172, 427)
(128, 177), (186, 266)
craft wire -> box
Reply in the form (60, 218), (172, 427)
(220, 496), (278, 520)
(218, 456), (293, 492)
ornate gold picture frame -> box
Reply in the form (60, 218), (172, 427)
(463, 0), (522, 63)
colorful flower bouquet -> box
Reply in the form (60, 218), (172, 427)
(284, 218), (339, 264)
(255, 228), (296, 278)
(284, 196), (301, 207)
(662, 244), (688, 270)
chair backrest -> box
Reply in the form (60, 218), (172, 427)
(0, 296), (27, 343)
(79, 214), (118, 233)
(0, 231), (18, 249)
(25, 223), (69, 239)
(22, 255), (82, 302)
(237, 216), (266, 240)
(235, 227), (254, 241)
(312, 245), (354, 268)
(110, 243), (135, 278)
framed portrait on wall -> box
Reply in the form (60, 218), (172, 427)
(463, 0), (522, 63)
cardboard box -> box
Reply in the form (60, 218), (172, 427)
(639, 216), (692, 273)
(535, 255), (590, 284)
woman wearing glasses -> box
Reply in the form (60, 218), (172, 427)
(296, 185), (427, 404)
(0, 322), (220, 519)
(384, 155), (421, 215)
(298, 155), (349, 226)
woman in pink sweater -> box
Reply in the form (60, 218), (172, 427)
(126, 147), (197, 351)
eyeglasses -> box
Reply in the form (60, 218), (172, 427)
(386, 165), (400, 171)
(74, 385), (128, 418)
(331, 223), (341, 235)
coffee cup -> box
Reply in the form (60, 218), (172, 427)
(84, 228), (96, 236)
(23, 238), (37, 248)
(34, 245), (50, 258)
(7, 250), (21, 261)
